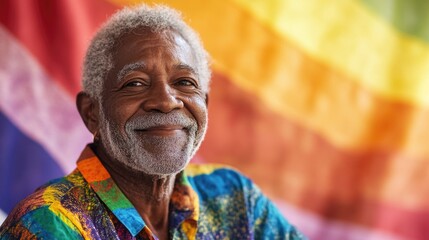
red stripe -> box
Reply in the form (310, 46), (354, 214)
(200, 71), (429, 240)
(0, 0), (118, 96)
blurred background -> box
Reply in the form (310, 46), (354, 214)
(1, 0), (429, 239)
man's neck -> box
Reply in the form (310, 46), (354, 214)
(92, 144), (176, 240)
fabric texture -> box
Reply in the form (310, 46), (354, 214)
(0, 145), (304, 239)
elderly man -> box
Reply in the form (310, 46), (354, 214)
(0, 5), (304, 240)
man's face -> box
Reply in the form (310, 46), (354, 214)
(98, 29), (208, 176)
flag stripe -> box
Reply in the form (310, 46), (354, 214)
(0, 26), (91, 172)
(0, 111), (64, 213)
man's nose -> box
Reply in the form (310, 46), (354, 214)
(142, 84), (184, 113)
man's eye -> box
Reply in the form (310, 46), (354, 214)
(124, 81), (144, 87)
(176, 79), (197, 87)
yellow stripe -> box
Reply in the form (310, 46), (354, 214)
(230, 0), (429, 106)
(51, 203), (92, 239)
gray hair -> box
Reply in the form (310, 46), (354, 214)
(82, 4), (211, 100)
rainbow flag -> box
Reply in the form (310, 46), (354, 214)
(1, 0), (428, 239)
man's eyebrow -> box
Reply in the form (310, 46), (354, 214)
(116, 61), (146, 82)
(175, 63), (197, 75)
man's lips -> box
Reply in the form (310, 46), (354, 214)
(135, 125), (186, 137)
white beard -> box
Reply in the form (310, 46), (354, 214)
(98, 108), (207, 176)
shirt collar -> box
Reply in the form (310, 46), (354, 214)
(76, 145), (199, 237)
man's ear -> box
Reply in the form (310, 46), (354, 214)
(76, 92), (100, 135)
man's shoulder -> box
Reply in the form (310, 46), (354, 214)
(1, 170), (85, 227)
(28, 170), (84, 204)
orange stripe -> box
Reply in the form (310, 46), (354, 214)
(77, 157), (110, 182)
(200, 71), (429, 213)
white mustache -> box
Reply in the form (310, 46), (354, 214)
(125, 111), (196, 132)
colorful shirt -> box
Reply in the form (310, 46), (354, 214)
(0, 145), (305, 239)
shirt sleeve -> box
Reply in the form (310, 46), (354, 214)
(0, 206), (83, 239)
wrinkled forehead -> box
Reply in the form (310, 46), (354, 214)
(113, 29), (195, 68)
(111, 27), (193, 59)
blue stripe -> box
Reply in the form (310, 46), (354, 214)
(0, 111), (64, 213)
(112, 208), (145, 236)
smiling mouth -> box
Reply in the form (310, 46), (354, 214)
(135, 125), (186, 137)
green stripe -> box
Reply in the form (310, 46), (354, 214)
(91, 179), (134, 210)
(359, 0), (429, 42)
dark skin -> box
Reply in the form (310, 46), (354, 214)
(76, 29), (208, 239)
